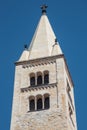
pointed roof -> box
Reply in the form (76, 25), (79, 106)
(52, 39), (62, 56)
(19, 49), (29, 61)
(19, 5), (63, 61)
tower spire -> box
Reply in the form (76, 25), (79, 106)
(41, 4), (48, 14)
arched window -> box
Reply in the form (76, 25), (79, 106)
(37, 95), (42, 110)
(37, 72), (42, 85)
(30, 73), (35, 86)
(44, 94), (50, 109)
(37, 98), (42, 110)
(44, 71), (49, 84)
(29, 96), (35, 111)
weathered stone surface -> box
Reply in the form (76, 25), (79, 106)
(10, 56), (77, 130)
(10, 8), (77, 130)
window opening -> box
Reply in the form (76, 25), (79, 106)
(44, 74), (49, 84)
(68, 103), (75, 127)
(37, 98), (42, 110)
(37, 75), (42, 85)
(67, 80), (74, 110)
(30, 99), (35, 111)
(44, 97), (50, 109)
(30, 77), (35, 86)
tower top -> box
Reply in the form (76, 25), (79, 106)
(19, 5), (63, 61)
(41, 4), (48, 14)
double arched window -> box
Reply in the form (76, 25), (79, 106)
(30, 71), (49, 86)
(29, 94), (50, 111)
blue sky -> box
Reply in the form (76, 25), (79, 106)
(0, 0), (87, 130)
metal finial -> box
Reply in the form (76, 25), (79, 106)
(41, 4), (48, 14)
(55, 38), (57, 44)
(24, 44), (28, 49)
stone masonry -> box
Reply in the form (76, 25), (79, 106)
(10, 5), (77, 130)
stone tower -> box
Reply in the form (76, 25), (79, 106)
(10, 5), (77, 130)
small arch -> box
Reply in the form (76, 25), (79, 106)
(44, 93), (50, 97)
(30, 73), (35, 86)
(37, 95), (42, 110)
(37, 72), (42, 85)
(29, 95), (35, 100)
(36, 94), (42, 98)
(29, 96), (35, 111)
(44, 70), (49, 84)
(44, 93), (50, 109)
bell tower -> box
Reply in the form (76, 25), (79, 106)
(10, 5), (77, 130)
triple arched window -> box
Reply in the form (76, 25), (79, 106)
(29, 94), (50, 111)
(30, 71), (49, 86)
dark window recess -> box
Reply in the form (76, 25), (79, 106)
(30, 77), (35, 86)
(30, 99), (35, 111)
(44, 97), (50, 109)
(37, 75), (42, 85)
(37, 98), (42, 110)
(44, 74), (49, 84)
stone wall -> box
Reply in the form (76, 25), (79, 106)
(10, 56), (77, 130)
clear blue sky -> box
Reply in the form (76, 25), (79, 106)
(0, 0), (87, 130)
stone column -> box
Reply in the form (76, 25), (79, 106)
(35, 96), (37, 110)
(42, 73), (44, 84)
(35, 73), (37, 85)
(28, 98), (30, 111)
(42, 95), (44, 109)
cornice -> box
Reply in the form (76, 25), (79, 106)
(21, 83), (57, 93)
(15, 54), (64, 66)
